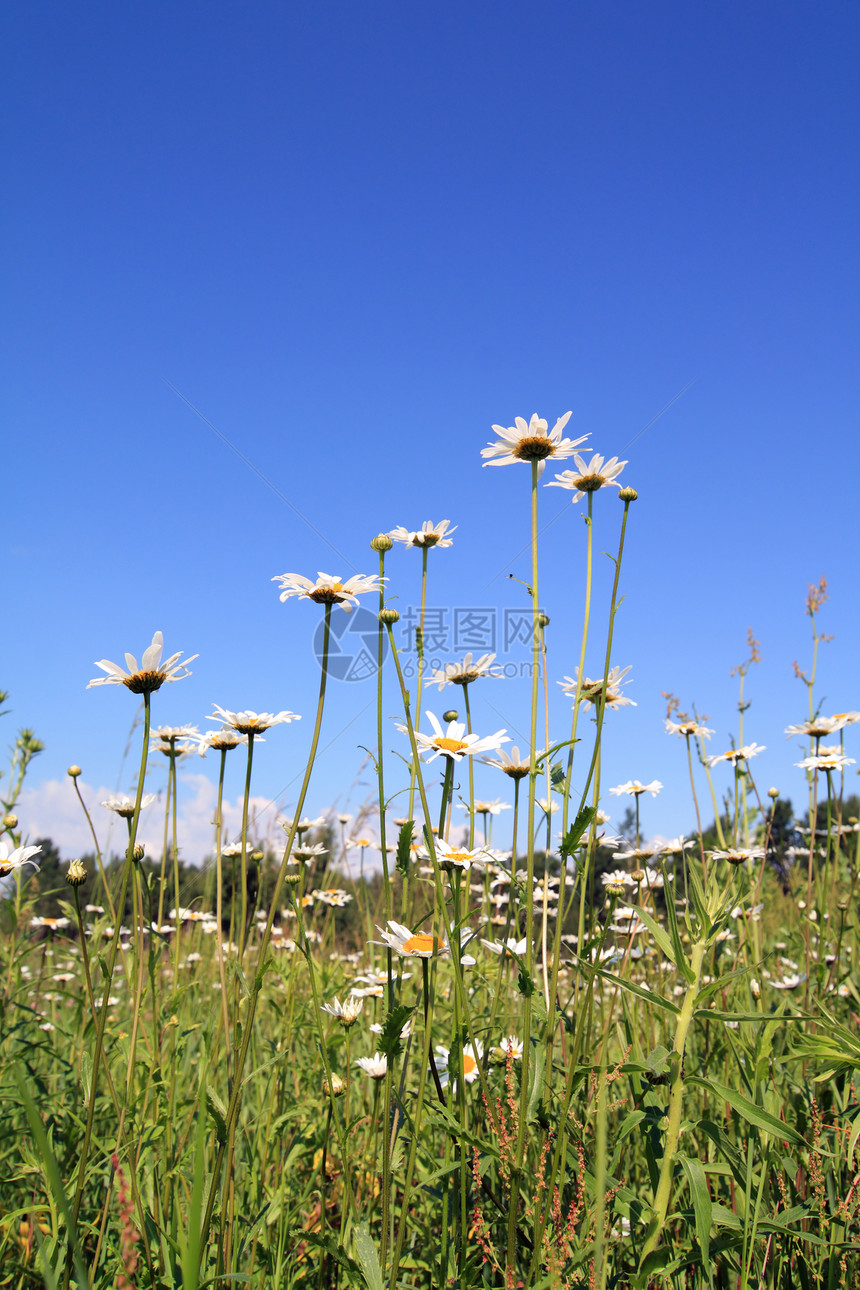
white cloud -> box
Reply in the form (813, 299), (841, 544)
(17, 772), (285, 865)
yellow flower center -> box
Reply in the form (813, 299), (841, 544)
(434, 737), (469, 753)
(447, 851), (470, 864)
(402, 933), (436, 954)
(462, 1053), (477, 1075)
(512, 435), (553, 461)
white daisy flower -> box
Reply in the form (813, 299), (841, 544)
(499, 1035), (524, 1060)
(88, 631), (197, 693)
(460, 798), (511, 816)
(480, 936), (528, 957)
(484, 746), (532, 779)
(372, 920), (450, 958)
(102, 794), (156, 818)
(402, 711), (508, 763)
(609, 780), (663, 798)
(559, 665), (636, 710)
(208, 706), (300, 733)
(388, 520), (457, 548)
(435, 1039), (484, 1089)
(434, 839), (487, 873)
(546, 453), (627, 502)
(0, 842), (41, 878)
(796, 747), (856, 772)
(354, 1053), (388, 1080)
(709, 743), (765, 767)
(481, 412), (587, 477)
(321, 996), (364, 1026)
(272, 571), (384, 614)
(429, 653), (503, 689)
(665, 719), (714, 739)
(785, 715), (851, 738)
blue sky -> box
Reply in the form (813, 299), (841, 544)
(4, 1), (859, 861)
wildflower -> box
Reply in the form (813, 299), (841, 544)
(435, 1040), (484, 1089)
(30, 916), (71, 931)
(354, 1053), (388, 1080)
(65, 859), (87, 887)
(709, 848), (765, 866)
(481, 411), (587, 476)
(768, 972), (807, 990)
(546, 452), (627, 502)
(372, 920), (450, 958)
(429, 653), (503, 689)
(660, 836), (695, 855)
(0, 842), (41, 878)
(388, 520), (457, 548)
(601, 869), (635, 889)
(314, 887), (353, 907)
(403, 711), (508, 763)
(484, 746), (532, 779)
(88, 631), (197, 693)
(150, 724), (203, 749)
(291, 843), (328, 863)
(665, 719), (714, 739)
(609, 780), (663, 798)
(709, 743), (765, 767)
(272, 571), (384, 613)
(559, 665), (636, 710)
(460, 798), (511, 816)
(434, 839), (487, 873)
(481, 935), (528, 957)
(323, 1073), (346, 1097)
(208, 706), (300, 734)
(785, 715), (851, 738)
(321, 996), (364, 1027)
(102, 794), (156, 818)
(201, 728), (248, 751)
(796, 747), (856, 772)
(499, 1035), (523, 1060)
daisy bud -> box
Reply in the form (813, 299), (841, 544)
(767, 787), (780, 799)
(66, 859), (87, 887)
(323, 1073), (346, 1098)
(133, 845), (145, 862)
(838, 899), (849, 912)
(604, 882), (626, 898)
(379, 608), (400, 625)
(283, 871), (302, 886)
(631, 869), (645, 883)
(442, 710), (459, 723)
(3, 813), (18, 830)
(618, 487), (638, 502)
(370, 533), (393, 553)
(68, 765), (82, 778)
(538, 613), (550, 629)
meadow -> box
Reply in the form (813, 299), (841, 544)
(1, 413), (858, 1289)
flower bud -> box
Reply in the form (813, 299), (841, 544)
(379, 608), (400, 625)
(283, 870), (302, 886)
(67, 765), (82, 778)
(66, 859), (87, 887)
(323, 1073), (346, 1098)
(3, 813), (18, 830)
(538, 613), (550, 629)
(618, 487), (638, 502)
(767, 786), (779, 799)
(442, 710), (459, 724)
(370, 533), (393, 553)
(133, 844), (145, 862)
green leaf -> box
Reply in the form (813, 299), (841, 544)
(689, 1076), (804, 1145)
(206, 1086), (228, 1144)
(560, 805), (595, 859)
(679, 1155), (712, 1276)
(377, 1004), (414, 1059)
(593, 967), (681, 1016)
(352, 1221), (384, 1290)
(631, 905), (693, 982)
(395, 821), (414, 878)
